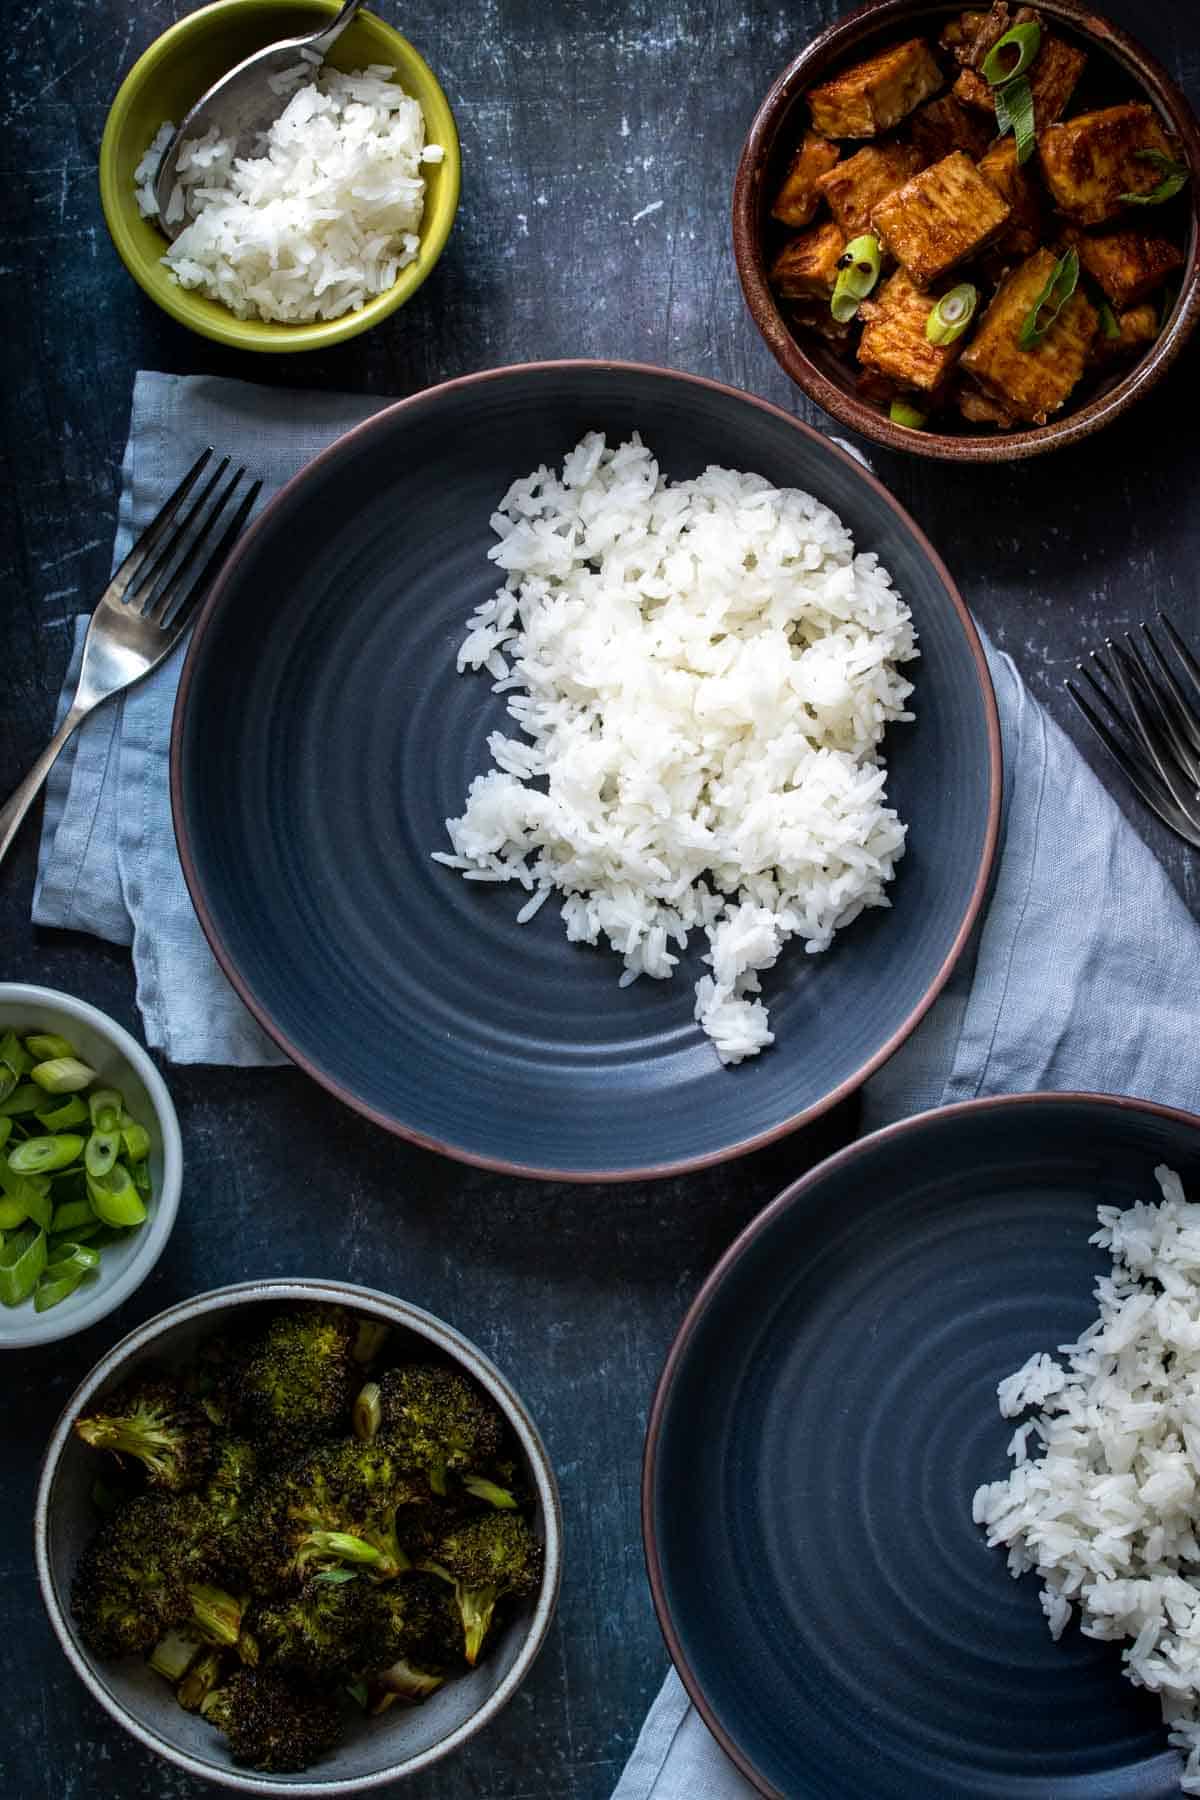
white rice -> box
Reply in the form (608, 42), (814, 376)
(974, 1167), (1200, 1791)
(132, 63), (442, 323)
(435, 432), (917, 1064)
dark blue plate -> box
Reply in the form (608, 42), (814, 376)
(172, 362), (999, 1179)
(644, 1093), (1200, 1797)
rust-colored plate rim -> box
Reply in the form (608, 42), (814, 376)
(732, 0), (1200, 463)
(641, 1089), (1200, 1796)
(170, 357), (1002, 1183)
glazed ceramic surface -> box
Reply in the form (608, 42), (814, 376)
(644, 1092), (1200, 1798)
(171, 360), (1000, 1179)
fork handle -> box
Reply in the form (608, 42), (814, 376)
(0, 702), (89, 870)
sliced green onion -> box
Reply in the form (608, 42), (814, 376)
(353, 1381), (382, 1443)
(1098, 298), (1122, 341)
(0, 1226), (47, 1307)
(120, 1121), (151, 1164)
(831, 233), (882, 322)
(49, 1223), (104, 1252)
(148, 1629), (202, 1684)
(926, 283), (979, 346)
(0, 1031), (33, 1081)
(313, 1567), (362, 1586)
(462, 1475), (519, 1509)
(84, 1130), (120, 1179)
(51, 1197), (95, 1234)
(31, 1057), (97, 1095)
(8, 1133), (85, 1175)
(88, 1088), (123, 1133)
(889, 399), (928, 429)
(45, 1242), (102, 1279)
(1120, 149), (1189, 206)
(34, 1269), (86, 1311)
(86, 1165), (148, 1227)
(35, 1096), (89, 1131)
(0, 1083), (44, 1117)
(131, 1160), (152, 1196)
(25, 1033), (77, 1063)
(982, 21), (1042, 85)
(1019, 247), (1080, 348)
(0, 1163), (52, 1231)
(994, 75), (1036, 165)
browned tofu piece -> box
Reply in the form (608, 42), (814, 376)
(856, 270), (965, 394)
(1089, 302), (1160, 365)
(784, 300), (856, 351)
(941, 5), (1017, 70)
(770, 133), (841, 228)
(807, 38), (943, 139)
(1039, 104), (1180, 226)
(908, 94), (994, 163)
(953, 68), (995, 112)
(871, 152), (1011, 289)
(815, 143), (925, 237)
(953, 33), (1086, 126)
(955, 376), (1017, 427)
(979, 139), (1042, 256)
(960, 247), (1099, 422)
(1065, 225), (1184, 309)
(769, 222), (846, 300)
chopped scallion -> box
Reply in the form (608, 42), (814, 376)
(1019, 247), (1080, 349)
(982, 21), (1042, 85)
(31, 1057), (98, 1095)
(993, 75), (1036, 165)
(1120, 149), (1190, 206)
(831, 233), (882, 322)
(889, 399), (928, 429)
(926, 283), (979, 346)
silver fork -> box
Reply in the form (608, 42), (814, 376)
(0, 450), (261, 868)
(1066, 613), (1200, 850)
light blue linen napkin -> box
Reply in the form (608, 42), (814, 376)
(612, 608), (1200, 1791)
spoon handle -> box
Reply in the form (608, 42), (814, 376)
(306, 0), (364, 55)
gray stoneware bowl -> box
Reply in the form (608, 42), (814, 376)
(34, 1279), (563, 1794)
(0, 984), (182, 1349)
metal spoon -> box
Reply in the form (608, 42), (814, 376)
(153, 0), (363, 237)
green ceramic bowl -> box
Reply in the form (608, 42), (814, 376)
(99, 0), (461, 353)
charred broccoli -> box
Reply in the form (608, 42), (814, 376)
(71, 1493), (241, 1658)
(421, 1512), (543, 1664)
(233, 1305), (357, 1454)
(376, 1363), (504, 1495)
(242, 1440), (424, 1589)
(73, 1377), (214, 1493)
(201, 1669), (342, 1772)
(70, 1318), (545, 1775)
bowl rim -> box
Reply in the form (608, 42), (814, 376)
(732, 0), (1200, 462)
(97, 0), (461, 354)
(33, 1276), (564, 1794)
(168, 355), (1004, 1184)
(0, 983), (182, 1348)
(641, 1087), (1200, 1798)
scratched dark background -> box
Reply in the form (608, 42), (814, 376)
(2, 1), (1200, 1796)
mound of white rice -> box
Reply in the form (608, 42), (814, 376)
(974, 1167), (1200, 1791)
(434, 433), (917, 1064)
(133, 61), (443, 323)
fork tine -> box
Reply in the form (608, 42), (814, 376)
(144, 462), (244, 625)
(1066, 677), (1200, 846)
(1157, 611), (1200, 709)
(151, 475), (263, 638)
(133, 456), (232, 615)
(1104, 638), (1200, 822)
(1140, 619), (1200, 760)
(104, 449), (213, 607)
(1127, 627), (1200, 786)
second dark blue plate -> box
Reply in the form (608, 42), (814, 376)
(644, 1094), (1200, 1797)
(172, 362), (999, 1179)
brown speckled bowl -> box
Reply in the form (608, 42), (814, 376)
(733, 0), (1200, 461)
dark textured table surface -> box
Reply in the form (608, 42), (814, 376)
(2, 2), (1200, 1796)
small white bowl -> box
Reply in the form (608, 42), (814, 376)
(0, 984), (182, 1347)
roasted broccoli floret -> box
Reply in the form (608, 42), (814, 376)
(376, 1364), (504, 1495)
(242, 1440), (424, 1590)
(421, 1512), (543, 1665)
(71, 1494), (241, 1659)
(254, 1577), (379, 1683)
(204, 1434), (260, 1528)
(233, 1305), (357, 1454)
(74, 1377), (214, 1493)
(201, 1668), (342, 1772)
